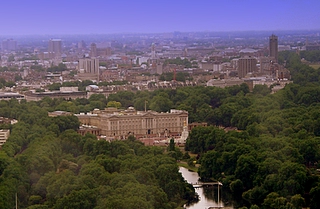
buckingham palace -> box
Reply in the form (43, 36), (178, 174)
(75, 107), (188, 139)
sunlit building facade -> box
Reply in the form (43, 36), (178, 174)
(76, 108), (188, 139)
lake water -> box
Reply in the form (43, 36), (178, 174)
(179, 167), (234, 209)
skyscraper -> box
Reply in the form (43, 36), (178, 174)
(269, 34), (278, 62)
(48, 39), (62, 57)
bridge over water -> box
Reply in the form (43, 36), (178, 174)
(191, 181), (223, 188)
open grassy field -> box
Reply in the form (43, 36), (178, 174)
(310, 64), (320, 69)
(177, 161), (199, 172)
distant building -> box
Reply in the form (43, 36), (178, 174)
(90, 43), (97, 57)
(269, 34), (278, 62)
(207, 78), (244, 88)
(259, 57), (272, 74)
(106, 47), (112, 56)
(24, 90), (86, 101)
(239, 48), (259, 57)
(48, 39), (62, 57)
(37, 52), (55, 60)
(78, 40), (86, 49)
(85, 85), (99, 91)
(306, 45), (320, 51)
(48, 111), (73, 117)
(200, 61), (223, 72)
(1, 39), (17, 51)
(90, 43), (111, 57)
(0, 129), (10, 146)
(78, 57), (99, 81)
(237, 56), (257, 78)
(156, 63), (163, 75)
(151, 43), (156, 59)
(0, 92), (24, 101)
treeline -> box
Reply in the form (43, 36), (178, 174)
(159, 72), (193, 82)
(47, 63), (67, 73)
(0, 77), (17, 88)
(185, 52), (320, 208)
(42, 80), (254, 127)
(164, 57), (195, 68)
(0, 66), (19, 72)
(279, 49), (320, 64)
(300, 50), (320, 62)
(0, 98), (195, 208)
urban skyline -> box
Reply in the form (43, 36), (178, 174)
(0, 0), (320, 35)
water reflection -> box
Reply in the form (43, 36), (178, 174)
(179, 167), (234, 209)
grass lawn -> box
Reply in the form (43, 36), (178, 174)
(177, 161), (199, 172)
(310, 64), (320, 69)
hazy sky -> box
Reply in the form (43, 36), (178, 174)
(1, 0), (320, 35)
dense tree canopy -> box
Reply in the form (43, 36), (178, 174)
(183, 51), (320, 208)
(0, 99), (196, 208)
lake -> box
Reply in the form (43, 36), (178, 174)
(179, 167), (234, 209)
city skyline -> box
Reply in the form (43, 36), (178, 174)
(0, 0), (320, 35)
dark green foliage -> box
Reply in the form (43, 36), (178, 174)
(0, 98), (195, 208)
(300, 50), (320, 62)
(52, 115), (80, 133)
(47, 63), (67, 73)
(163, 57), (194, 68)
(185, 126), (226, 153)
(184, 52), (320, 208)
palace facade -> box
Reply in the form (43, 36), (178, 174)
(75, 107), (188, 139)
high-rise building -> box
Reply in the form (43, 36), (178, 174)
(79, 57), (99, 74)
(1, 39), (17, 51)
(151, 43), (156, 59)
(48, 39), (62, 57)
(78, 57), (100, 81)
(106, 47), (112, 56)
(78, 40), (86, 49)
(90, 43), (97, 57)
(238, 56), (257, 78)
(269, 34), (278, 62)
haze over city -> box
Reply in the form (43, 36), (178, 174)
(1, 0), (320, 35)
(1, 0), (320, 209)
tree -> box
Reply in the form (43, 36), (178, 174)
(290, 194), (305, 209)
(235, 154), (258, 189)
(149, 94), (173, 112)
(89, 94), (107, 104)
(107, 101), (122, 109)
(55, 189), (97, 209)
(252, 84), (271, 96)
(168, 138), (175, 151)
(278, 162), (307, 196)
(310, 184), (320, 209)
(0, 151), (9, 175)
(52, 115), (80, 133)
